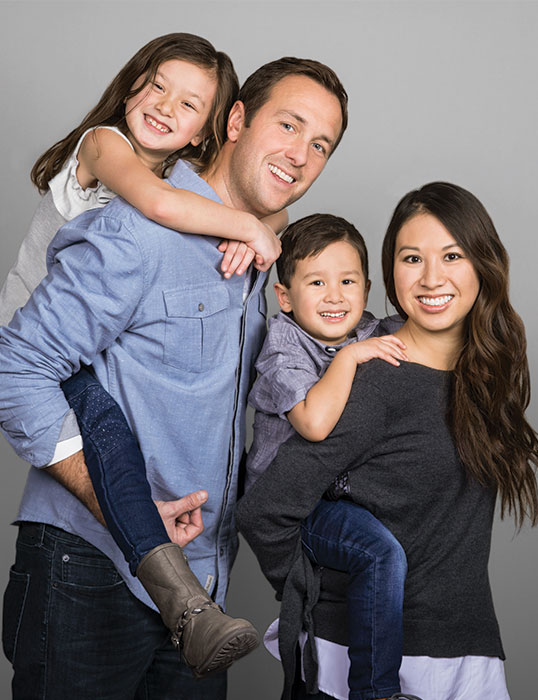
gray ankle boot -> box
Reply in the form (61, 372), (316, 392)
(137, 542), (259, 677)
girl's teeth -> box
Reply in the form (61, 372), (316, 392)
(268, 164), (295, 183)
(418, 295), (453, 306)
(145, 116), (170, 133)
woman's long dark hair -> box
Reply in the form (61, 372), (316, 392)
(31, 33), (239, 192)
(382, 182), (538, 527)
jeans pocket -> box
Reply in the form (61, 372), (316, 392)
(2, 567), (30, 663)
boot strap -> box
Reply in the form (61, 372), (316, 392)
(171, 601), (224, 648)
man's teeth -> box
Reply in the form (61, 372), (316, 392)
(145, 116), (170, 133)
(268, 164), (295, 183)
(320, 311), (346, 318)
(418, 295), (453, 307)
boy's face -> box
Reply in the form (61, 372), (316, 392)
(274, 240), (370, 345)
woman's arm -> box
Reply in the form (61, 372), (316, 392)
(288, 336), (406, 441)
(77, 129), (281, 272)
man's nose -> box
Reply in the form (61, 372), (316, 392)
(285, 138), (309, 167)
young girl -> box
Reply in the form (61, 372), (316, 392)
(0, 33), (287, 678)
(237, 182), (538, 700)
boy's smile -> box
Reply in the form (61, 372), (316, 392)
(274, 240), (369, 345)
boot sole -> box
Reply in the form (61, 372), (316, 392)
(189, 627), (260, 678)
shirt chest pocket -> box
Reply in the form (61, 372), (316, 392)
(163, 285), (235, 374)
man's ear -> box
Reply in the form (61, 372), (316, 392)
(274, 282), (293, 313)
(226, 100), (246, 143)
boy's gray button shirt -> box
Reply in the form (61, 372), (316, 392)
(245, 310), (401, 490)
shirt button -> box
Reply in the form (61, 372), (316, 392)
(219, 547), (225, 556)
(325, 346), (337, 354)
(198, 303), (204, 312)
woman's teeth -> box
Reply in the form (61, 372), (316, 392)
(418, 295), (453, 306)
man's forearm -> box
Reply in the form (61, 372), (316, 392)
(45, 450), (105, 526)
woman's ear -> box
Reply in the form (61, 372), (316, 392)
(226, 100), (246, 143)
(274, 282), (293, 313)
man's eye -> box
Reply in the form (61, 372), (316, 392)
(312, 143), (326, 155)
(281, 123), (294, 132)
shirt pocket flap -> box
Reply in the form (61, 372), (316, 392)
(164, 286), (230, 319)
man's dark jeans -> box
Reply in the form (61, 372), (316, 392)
(2, 523), (226, 699)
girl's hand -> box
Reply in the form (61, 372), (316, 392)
(218, 240), (256, 278)
(347, 335), (408, 366)
(249, 220), (282, 272)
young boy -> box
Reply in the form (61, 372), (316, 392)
(245, 213), (413, 700)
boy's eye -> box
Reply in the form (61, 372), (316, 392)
(310, 280), (324, 286)
(341, 279), (355, 285)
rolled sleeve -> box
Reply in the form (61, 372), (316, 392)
(0, 211), (144, 466)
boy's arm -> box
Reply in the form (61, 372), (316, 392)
(79, 129), (281, 272)
(288, 336), (407, 442)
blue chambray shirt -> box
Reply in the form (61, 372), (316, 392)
(0, 160), (268, 608)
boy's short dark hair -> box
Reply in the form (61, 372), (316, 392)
(276, 213), (369, 288)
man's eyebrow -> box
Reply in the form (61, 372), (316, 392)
(276, 110), (335, 147)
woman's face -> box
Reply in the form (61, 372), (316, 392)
(393, 213), (480, 338)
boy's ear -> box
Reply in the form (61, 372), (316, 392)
(274, 282), (293, 313)
(364, 279), (371, 304)
(226, 100), (246, 143)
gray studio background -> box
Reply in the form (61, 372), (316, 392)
(0, 1), (537, 698)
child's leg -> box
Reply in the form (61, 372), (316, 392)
(301, 498), (407, 700)
(61, 366), (169, 574)
(61, 367), (259, 676)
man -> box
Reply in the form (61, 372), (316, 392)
(0, 57), (347, 699)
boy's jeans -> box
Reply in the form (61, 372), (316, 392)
(61, 366), (169, 574)
(2, 522), (226, 699)
(301, 498), (407, 700)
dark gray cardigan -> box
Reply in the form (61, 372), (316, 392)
(236, 360), (504, 697)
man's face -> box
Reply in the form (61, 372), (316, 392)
(224, 75), (343, 217)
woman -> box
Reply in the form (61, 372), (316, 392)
(236, 182), (538, 700)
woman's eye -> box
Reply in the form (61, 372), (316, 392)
(445, 252), (463, 261)
(403, 255), (421, 263)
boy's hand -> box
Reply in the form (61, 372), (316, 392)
(218, 239), (256, 278)
(249, 221), (282, 272)
(154, 490), (208, 548)
(347, 335), (408, 366)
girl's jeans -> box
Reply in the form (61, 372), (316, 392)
(61, 366), (169, 574)
(301, 498), (407, 700)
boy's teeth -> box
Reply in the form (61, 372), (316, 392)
(268, 164), (295, 183)
(320, 311), (346, 318)
(418, 295), (453, 306)
(145, 116), (170, 133)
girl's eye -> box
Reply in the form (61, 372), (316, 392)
(182, 101), (196, 110)
(153, 82), (164, 92)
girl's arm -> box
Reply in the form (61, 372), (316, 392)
(77, 129), (281, 272)
(287, 336), (407, 441)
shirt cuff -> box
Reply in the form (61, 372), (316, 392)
(46, 435), (83, 465)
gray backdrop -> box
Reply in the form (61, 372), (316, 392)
(0, 1), (537, 698)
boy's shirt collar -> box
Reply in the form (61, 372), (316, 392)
(274, 309), (380, 358)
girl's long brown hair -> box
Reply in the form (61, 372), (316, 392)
(382, 182), (538, 527)
(31, 33), (239, 192)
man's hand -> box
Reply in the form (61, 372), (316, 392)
(155, 490), (208, 548)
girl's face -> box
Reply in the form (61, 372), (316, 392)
(393, 213), (480, 338)
(124, 59), (217, 163)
